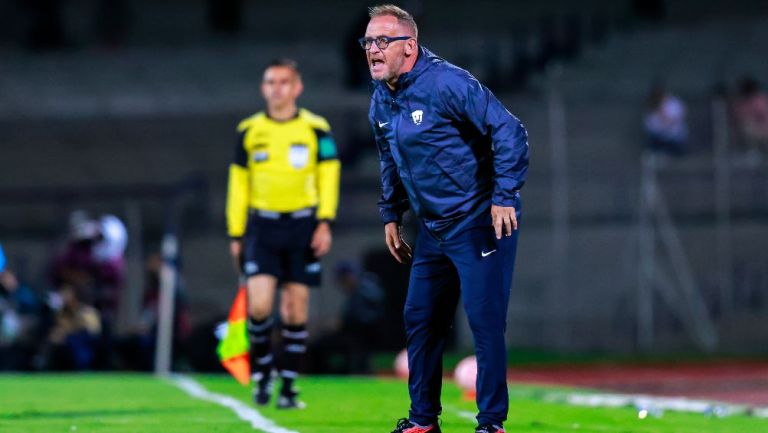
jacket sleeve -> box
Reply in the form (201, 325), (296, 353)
(314, 127), (341, 221)
(441, 72), (529, 206)
(226, 129), (250, 238)
(371, 109), (409, 225)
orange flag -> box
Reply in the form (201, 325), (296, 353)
(216, 286), (250, 386)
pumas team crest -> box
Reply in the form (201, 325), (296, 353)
(411, 110), (423, 125)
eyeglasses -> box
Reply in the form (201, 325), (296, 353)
(358, 36), (411, 51)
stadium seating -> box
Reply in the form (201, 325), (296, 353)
(2, 4), (767, 353)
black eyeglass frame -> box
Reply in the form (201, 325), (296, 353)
(358, 36), (412, 50)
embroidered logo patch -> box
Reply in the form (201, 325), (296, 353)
(288, 144), (309, 169)
(411, 110), (423, 125)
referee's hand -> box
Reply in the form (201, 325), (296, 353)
(384, 222), (412, 264)
(491, 204), (518, 239)
(229, 239), (243, 275)
(311, 221), (332, 257)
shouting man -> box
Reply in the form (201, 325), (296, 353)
(362, 5), (529, 433)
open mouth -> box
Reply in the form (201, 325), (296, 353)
(370, 58), (385, 67)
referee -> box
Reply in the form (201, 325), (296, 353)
(226, 59), (340, 409)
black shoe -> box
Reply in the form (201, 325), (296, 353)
(252, 370), (275, 406)
(276, 388), (306, 410)
(475, 423), (505, 433)
(390, 418), (441, 433)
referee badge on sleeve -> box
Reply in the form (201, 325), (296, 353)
(253, 151), (269, 163)
(288, 143), (310, 169)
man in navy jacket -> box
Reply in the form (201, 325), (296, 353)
(362, 5), (529, 433)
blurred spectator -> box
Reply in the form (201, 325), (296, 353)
(49, 211), (127, 369)
(50, 211), (127, 318)
(733, 76), (768, 154)
(310, 261), (384, 374)
(118, 252), (191, 370)
(0, 244), (42, 370)
(644, 84), (689, 156)
(93, 214), (128, 280)
(39, 285), (102, 370)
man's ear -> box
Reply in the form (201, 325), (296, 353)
(404, 38), (417, 57)
(294, 77), (304, 98)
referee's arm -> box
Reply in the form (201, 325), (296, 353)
(226, 130), (250, 239)
(314, 128), (341, 222)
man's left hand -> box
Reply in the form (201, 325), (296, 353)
(491, 205), (518, 239)
(311, 221), (332, 257)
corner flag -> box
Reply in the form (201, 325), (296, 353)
(216, 285), (250, 386)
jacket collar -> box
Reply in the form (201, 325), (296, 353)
(373, 45), (443, 94)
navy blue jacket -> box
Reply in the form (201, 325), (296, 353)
(369, 46), (529, 238)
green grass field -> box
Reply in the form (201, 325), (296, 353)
(0, 374), (765, 433)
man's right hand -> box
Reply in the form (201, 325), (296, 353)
(229, 239), (243, 273)
(384, 222), (412, 264)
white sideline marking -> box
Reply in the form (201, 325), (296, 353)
(565, 393), (716, 412)
(448, 393), (768, 421)
(551, 391), (768, 418)
(170, 375), (300, 433)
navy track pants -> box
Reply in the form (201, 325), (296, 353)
(405, 214), (519, 426)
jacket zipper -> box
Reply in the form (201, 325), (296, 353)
(390, 93), (425, 218)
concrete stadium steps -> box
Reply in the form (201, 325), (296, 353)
(0, 115), (236, 187)
(2, 92), (765, 235)
(508, 221), (768, 352)
(0, 0), (626, 119)
(0, 0), (624, 45)
(559, 15), (768, 100)
(0, 43), (351, 118)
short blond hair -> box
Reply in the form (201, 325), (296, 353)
(368, 4), (418, 39)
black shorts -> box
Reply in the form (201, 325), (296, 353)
(242, 212), (321, 287)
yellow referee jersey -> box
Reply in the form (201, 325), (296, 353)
(226, 108), (341, 238)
